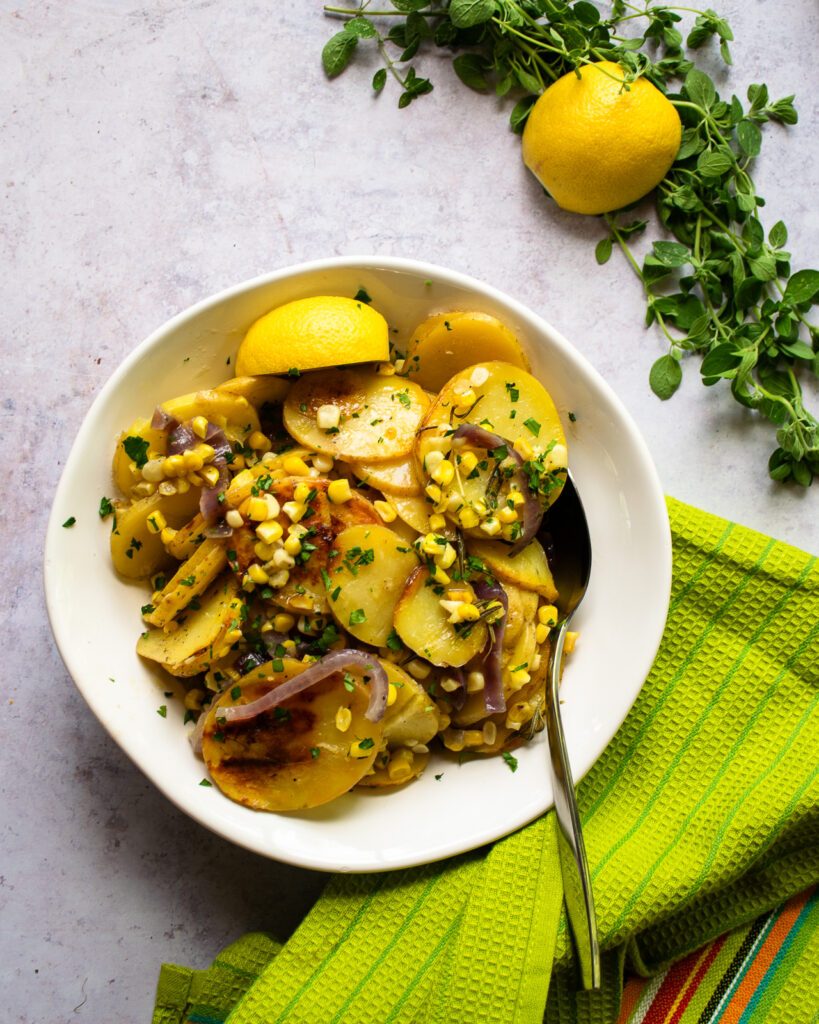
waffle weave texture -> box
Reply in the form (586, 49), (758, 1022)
(152, 497), (819, 1024)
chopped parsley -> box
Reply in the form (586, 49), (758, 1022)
(122, 435), (150, 468)
(157, 705), (167, 718)
(349, 608), (366, 626)
(141, 603), (155, 615)
(199, 778), (213, 787)
(523, 418), (541, 437)
(357, 737), (375, 750)
(62, 517), (76, 528)
(353, 287), (372, 303)
(98, 496), (115, 519)
(502, 752), (519, 773)
(386, 628), (402, 651)
(230, 685), (242, 700)
(396, 389), (412, 408)
(179, 575), (196, 587)
(310, 747), (320, 759)
(505, 382), (519, 402)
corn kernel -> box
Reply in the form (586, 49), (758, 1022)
(480, 517), (501, 537)
(232, 469), (254, 491)
(260, 621), (273, 633)
(406, 659), (431, 680)
(431, 460), (455, 486)
(183, 450), (204, 472)
(458, 507), (480, 529)
(424, 451), (444, 476)
(160, 526), (177, 546)
(424, 483), (442, 504)
(256, 519), (284, 544)
(443, 728), (465, 752)
(283, 639), (297, 651)
(436, 543), (456, 570)
(192, 415), (209, 439)
(254, 541), (275, 561)
(247, 496), (270, 522)
(374, 500), (397, 523)
(335, 706), (352, 732)
(163, 454), (184, 477)
(244, 564), (267, 586)
(146, 511), (167, 535)
(263, 494), (281, 518)
(430, 564), (450, 585)
(316, 404), (341, 430)
(201, 466), (221, 487)
(248, 431), (271, 452)
(420, 533), (441, 556)
(188, 472), (203, 487)
(453, 388), (476, 412)
(272, 549), (296, 569)
(507, 489), (525, 506)
(142, 458), (165, 482)
(510, 668), (531, 689)
(273, 613), (295, 632)
(241, 575), (256, 593)
(313, 453), (334, 473)
(175, 478), (191, 494)
(328, 478), (353, 504)
(290, 482), (308, 505)
(283, 455), (310, 477)
(232, 454), (246, 470)
(531, 652), (542, 672)
(282, 500), (306, 523)
(393, 359), (406, 373)
(376, 362), (396, 376)
(513, 437), (534, 460)
(349, 739), (374, 758)
(283, 535), (302, 557)
(463, 730), (483, 748)
(482, 721), (497, 745)
(564, 631), (578, 654)
(547, 443), (568, 470)
(387, 749), (414, 781)
(467, 671), (485, 693)
(268, 568), (290, 588)
(446, 587), (473, 603)
(535, 623), (551, 645)
(428, 513), (447, 532)
(538, 604), (558, 626)
(458, 451), (478, 475)
(470, 366), (490, 387)
(157, 481), (177, 496)
(387, 684), (398, 707)
(226, 509), (244, 529)
(498, 506), (518, 524)
(440, 677), (461, 693)
(197, 443), (216, 462)
(455, 603), (480, 623)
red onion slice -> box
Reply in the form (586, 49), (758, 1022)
(220, 649), (388, 725)
(168, 422), (197, 455)
(200, 459), (230, 525)
(451, 424), (542, 554)
(473, 579), (509, 714)
(204, 422), (233, 462)
(151, 406), (177, 431)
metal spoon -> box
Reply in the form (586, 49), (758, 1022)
(538, 472), (600, 989)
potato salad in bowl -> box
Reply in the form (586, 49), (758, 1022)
(107, 295), (571, 813)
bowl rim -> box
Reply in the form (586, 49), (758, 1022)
(45, 254), (671, 871)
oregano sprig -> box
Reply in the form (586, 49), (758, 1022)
(321, 1), (819, 485)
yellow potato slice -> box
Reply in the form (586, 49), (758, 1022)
(503, 584), (539, 645)
(327, 525), (419, 647)
(147, 540), (229, 627)
(283, 370), (429, 462)
(215, 375), (291, 409)
(137, 576), (242, 677)
(110, 488), (201, 579)
(394, 566), (487, 668)
(468, 537), (558, 601)
(112, 418), (166, 495)
(166, 513), (206, 560)
(385, 494), (432, 535)
(380, 661), (440, 748)
(202, 658), (383, 811)
(404, 311), (530, 392)
(349, 454), (421, 496)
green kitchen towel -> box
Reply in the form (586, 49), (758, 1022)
(152, 498), (819, 1024)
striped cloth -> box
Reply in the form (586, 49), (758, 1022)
(152, 498), (819, 1024)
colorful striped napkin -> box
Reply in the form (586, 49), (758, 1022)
(152, 498), (819, 1024)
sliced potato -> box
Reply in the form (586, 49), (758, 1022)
(394, 566), (487, 668)
(328, 490), (382, 533)
(283, 370), (429, 461)
(327, 525), (419, 647)
(202, 658), (383, 811)
(166, 513), (206, 560)
(349, 455), (421, 496)
(160, 389), (260, 435)
(386, 494), (432, 535)
(112, 418), (166, 495)
(416, 362), (567, 532)
(404, 311), (530, 392)
(381, 661), (440, 748)
(216, 375), (291, 408)
(147, 540), (228, 627)
(468, 537), (558, 601)
(503, 584), (539, 645)
(137, 576), (242, 677)
(110, 488), (201, 579)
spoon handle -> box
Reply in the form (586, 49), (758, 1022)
(546, 621), (601, 990)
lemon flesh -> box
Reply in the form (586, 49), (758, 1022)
(522, 61), (681, 216)
(236, 295), (390, 376)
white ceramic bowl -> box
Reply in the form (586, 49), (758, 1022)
(45, 256), (671, 872)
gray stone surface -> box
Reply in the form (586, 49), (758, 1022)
(1, 1), (816, 1021)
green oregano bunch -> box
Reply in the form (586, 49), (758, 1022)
(322, 1), (819, 486)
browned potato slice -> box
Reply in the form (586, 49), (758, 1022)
(404, 311), (530, 392)
(202, 658), (383, 811)
(137, 576), (242, 677)
(147, 540), (228, 627)
(503, 584), (539, 645)
(394, 566), (487, 668)
(468, 537), (558, 601)
(349, 455), (421, 496)
(327, 526), (418, 647)
(415, 362), (567, 534)
(357, 747), (430, 789)
(166, 513), (206, 560)
(283, 370), (429, 461)
(110, 488), (201, 579)
(216, 375), (291, 408)
(381, 661), (440, 747)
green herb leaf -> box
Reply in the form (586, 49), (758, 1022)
(322, 31), (357, 78)
(372, 68), (387, 94)
(122, 435), (149, 468)
(595, 237), (613, 265)
(649, 355), (683, 400)
(502, 751), (518, 773)
(349, 608), (367, 626)
(62, 516), (76, 528)
(784, 270), (819, 306)
(98, 496), (115, 519)
(449, 0), (496, 29)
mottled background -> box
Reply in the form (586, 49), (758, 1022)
(1, 1), (817, 1021)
